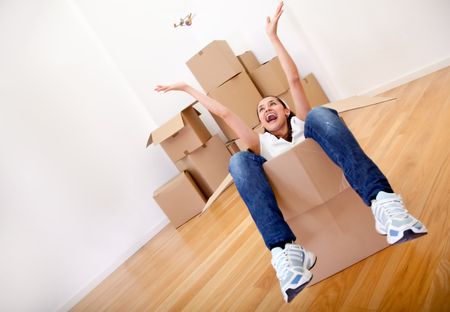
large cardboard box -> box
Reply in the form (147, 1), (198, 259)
(209, 72), (262, 140)
(250, 57), (288, 96)
(226, 141), (241, 155)
(147, 105), (211, 163)
(302, 73), (329, 107)
(153, 171), (206, 228)
(237, 51), (260, 73)
(187, 40), (244, 93)
(278, 89), (296, 113)
(263, 139), (389, 284)
(323, 95), (396, 113)
(175, 135), (231, 198)
(250, 56), (328, 108)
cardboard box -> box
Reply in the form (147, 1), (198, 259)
(273, 86), (320, 114)
(250, 57), (328, 108)
(252, 123), (265, 134)
(237, 51), (260, 73)
(263, 139), (388, 284)
(202, 173), (234, 213)
(302, 73), (329, 107)
(147, 105), (211, 163)
(175, 135), (231, 198)
(209, 72), (262, 140)
(250, 57), (288, 96)
(323, 95), (396, 113)
(186, 40), (244, 93)
(278, 89), (296, 113)
(153, 171), (206, 228)
(226, 140), (241, 155)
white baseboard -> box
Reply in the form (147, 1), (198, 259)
(58, 217), (169, 312)
(360, 56), (450, 96)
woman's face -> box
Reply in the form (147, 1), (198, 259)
(257, 96), (291, 133)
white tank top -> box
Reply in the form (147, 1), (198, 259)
(259, 116), (306, 160)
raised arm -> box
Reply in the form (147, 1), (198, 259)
(155, 83), (260, 153)
(266, 2), (311, 120)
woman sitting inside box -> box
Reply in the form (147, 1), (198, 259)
(155, 1), (427, 303)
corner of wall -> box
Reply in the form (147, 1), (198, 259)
(359, 56), (450, 96)
(58, 217), (169, 312)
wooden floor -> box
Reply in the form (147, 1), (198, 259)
(73, 67), (450, 312)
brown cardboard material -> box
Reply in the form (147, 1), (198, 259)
(237, 51), (260, 73)
(250, 57), (289, 96)
(323, 95), (396, 113)
(249, 57), (328, 108)
(187, 40), (244, 92)
(263, 139), (389, 284)
(269, 85), (323, 113)
(209, 72), (262, 140)
(153, 171), (206, 228)
(232, 138), (249, 152)
(302, 73), (329, 107)
(252, 123), (265, 134)
(202, 173), (234, 213)
(226, 141), (241, 155)
(277, 89), (296, 113)
(147, 105), (211, 163)
(175, 135), (231, 198)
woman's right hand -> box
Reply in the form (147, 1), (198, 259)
(154, 82), (189, 93)
(266, 1), (284, 39)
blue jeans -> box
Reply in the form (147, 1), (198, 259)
(228, 107), (393, 250)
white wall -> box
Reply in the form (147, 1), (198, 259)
(0, 0), (176, 311)
(73, 0), (201, 124)
(288, 0), (450, 98)
(1, 0), (449, 311)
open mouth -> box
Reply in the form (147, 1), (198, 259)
(266, 112), (278, 123)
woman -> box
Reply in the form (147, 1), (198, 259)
(155, 2), (427, 303)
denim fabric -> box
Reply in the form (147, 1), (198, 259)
(304, 107), (393, 204)
(229, 151), (297, 249)
(229, 107), (393, 250)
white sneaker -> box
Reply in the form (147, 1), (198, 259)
(271, 243), (316, 303)
(371, 192), (427, 244)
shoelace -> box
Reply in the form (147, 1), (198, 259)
(376, 197), (409, 223)
(273, 248), (304, 279)
(274, 251), (290, 279)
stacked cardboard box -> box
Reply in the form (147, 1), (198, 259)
(153, 171), (206, 228)
(175, 135), (231, 198)
(151, 40), (329, 227)
(248, 55), (329, 112)
(187, 41), (329, 147)
(237, 51), (260, 73)
(147, 105), (211, 162)
(149, 104), (231, 228)
(225, 141), (241, 155)
(187, 41), (263, 141)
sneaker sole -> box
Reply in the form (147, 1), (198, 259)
(376, 221), (428, 244)
(391, 229), (428, 245)
(286, 273), (313, 303)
